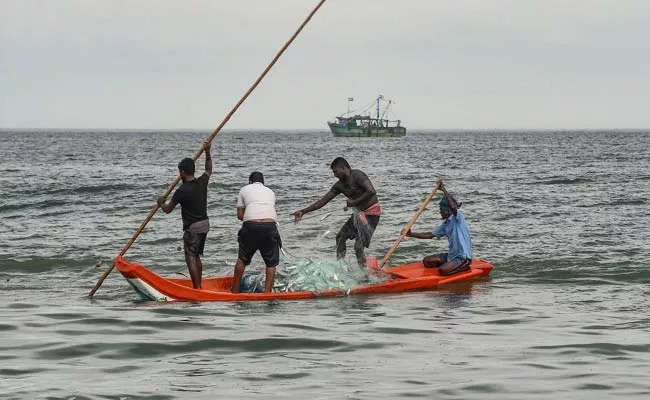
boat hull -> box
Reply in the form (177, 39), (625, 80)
(328, 122), (406, 137)
(115, 256), (493, 302)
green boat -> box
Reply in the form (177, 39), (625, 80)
(327, 95), (406, 137)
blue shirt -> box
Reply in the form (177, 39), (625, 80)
(432, 210), (472, 260)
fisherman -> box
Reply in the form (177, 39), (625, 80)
(404, 178), (473, 276)
(231, 171), (281, 293)
(157, 142), (212, 289)
(292, 157), (381, 266)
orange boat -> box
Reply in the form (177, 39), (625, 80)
(115, 256), (493, 302)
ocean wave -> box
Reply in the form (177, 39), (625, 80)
(494, 257), (650, 284)
(0, 199), (66, 213)
(535, 178), (595, 185)
(35, 337), (350, 360)
(0, 256), (99, 273)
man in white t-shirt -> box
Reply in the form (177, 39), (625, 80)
(231, 171), (281, 293)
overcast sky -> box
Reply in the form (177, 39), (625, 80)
(1, 0), (649, 130)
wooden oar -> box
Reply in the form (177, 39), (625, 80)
(89, 0), (328, 297)
(379, 182), (441, 268)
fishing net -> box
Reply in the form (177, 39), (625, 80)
(238, 209), (387, 293)
(239, 256), (389, 293)
(334, 210), (380, 266)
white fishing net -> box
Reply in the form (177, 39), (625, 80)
(240, 255), (389, 293)
(346, 210), (379, 263)
(238, 209), (388, 293)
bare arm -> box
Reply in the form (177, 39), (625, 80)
(237, 207), (245, 221)
(204, 142), (212, 177)
(292, 191), (337, 221)
(404, 229), (434, 239)
(157, 197), (178, 214)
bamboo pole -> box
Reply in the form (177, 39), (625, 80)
(379, 182), (440, 268)
(89, 0), (328, 297)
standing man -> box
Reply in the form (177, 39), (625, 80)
(404, 178), (473, 276)
(292, 157), (381, 266)
(231, 171), (281, 293)
(157, 143), (212, 289)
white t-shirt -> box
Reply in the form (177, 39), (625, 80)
(236, 182), (277, 222)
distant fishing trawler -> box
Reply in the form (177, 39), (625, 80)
(327, 95), (406, 137)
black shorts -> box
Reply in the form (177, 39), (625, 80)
(183, 231), (207, 257)
(238, 221), (282, 267)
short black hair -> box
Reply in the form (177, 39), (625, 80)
(330, 157), (350, 170)
(249, 171), (264, 184)
(178, 158), (195, 175)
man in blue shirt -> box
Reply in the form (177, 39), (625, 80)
(404, 179), (473, 276)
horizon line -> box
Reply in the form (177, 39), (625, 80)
(1, 127), (648, 133)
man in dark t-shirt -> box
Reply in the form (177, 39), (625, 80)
(292, 157), (381, 266)
(157, 142), (212, 289)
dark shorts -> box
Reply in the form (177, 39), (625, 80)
(439, 253), (472, 274)
(238, 221), (282, 267)
(183, 231), (207, 257)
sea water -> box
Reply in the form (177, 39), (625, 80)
(1, 129), (649, 399)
